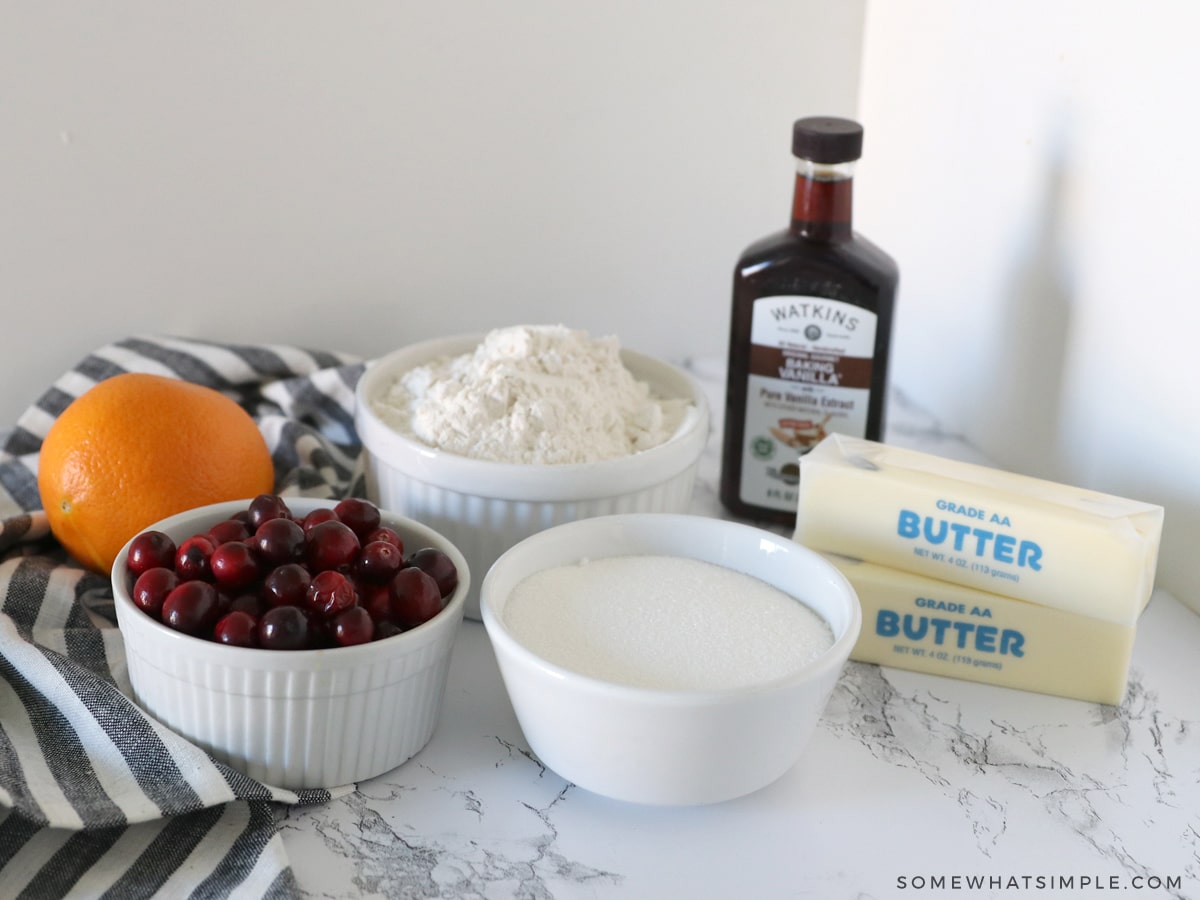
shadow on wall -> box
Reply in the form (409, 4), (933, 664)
(1164, 506), (1199, 615)
(976, 153), (1074, 485)
(979, 150), (1191, 610)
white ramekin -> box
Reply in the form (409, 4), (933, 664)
(480, 513), (862, 806)
(353, 333), (710, 619)
(111, 498), (469, 790)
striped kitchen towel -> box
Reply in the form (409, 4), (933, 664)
(0, 336), (366, 898)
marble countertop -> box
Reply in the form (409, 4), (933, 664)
(278, 361), (1200, 899)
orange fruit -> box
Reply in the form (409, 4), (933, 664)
(37, 373), (276, 574)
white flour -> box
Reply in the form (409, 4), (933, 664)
(503, 554), (834, 691)
(372, 325), (690, 464)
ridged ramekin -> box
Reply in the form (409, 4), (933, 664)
(111, 498), (469, 790)
(354, 333), (710, 620)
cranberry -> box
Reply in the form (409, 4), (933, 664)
(388, 567), (443, 629)
(175, 535), (215, 582)
(258, 605), (310, 650)
(214, 610), (259, 648)
(262, 563), (311, 607)
(406, 547), (458, 598)
(304, 520), (360, 572)
(304, 608), (336, 648)
(359, 582), (392, 621)
(127, 531), (177, 577)
(332, 607), (374, 647)
(248, 494), (292, 529)
(374, 620), (404, 641)
(334, 498), (382, 540)
(357, 540), (404, 583)
(132, 567), (178, 618)
(162, 581), (221, 636)
(306, 570), (358, 618)
(253, 517), (305, 567)
(300, 507), (338, 535)
(207, 518), (251, 546)
(210, 541), (260, 589)
(364, 527), (403, 552)
(226, 590), (267, 619)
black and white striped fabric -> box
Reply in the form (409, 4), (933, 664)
(0, 336), (368, 898)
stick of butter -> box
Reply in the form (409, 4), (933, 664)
(824, 553), (1136, 704)
(793, 435), (1164, 626)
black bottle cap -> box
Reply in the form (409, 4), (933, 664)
(792, 117), (864, 163)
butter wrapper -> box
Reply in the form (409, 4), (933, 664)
(826, 553), (1136, 704)
(793, 435), (1164, 626)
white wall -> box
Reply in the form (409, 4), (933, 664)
(0, 1), (865, 423)
(856, 1), (1199, 604)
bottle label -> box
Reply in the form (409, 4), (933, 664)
(739, 295), (878, 512)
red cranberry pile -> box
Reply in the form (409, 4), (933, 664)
(124, 494), (458, 650)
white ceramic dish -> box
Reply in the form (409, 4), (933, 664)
(479, 513), (861, 806)
(353, 333), (710, 620)
(111, 497), (469, 790)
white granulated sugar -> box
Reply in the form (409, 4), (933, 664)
(371, 324), (690, 464)
(503, 555), (834, 691)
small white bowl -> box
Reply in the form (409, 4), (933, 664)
(354, 333), (710, 620)
(479, 513), (861, 806)
(111, 497), (469, 790)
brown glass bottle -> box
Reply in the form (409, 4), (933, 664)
(719, 116), (898, 527)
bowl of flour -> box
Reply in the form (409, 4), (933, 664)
(354, 325), (710, 619)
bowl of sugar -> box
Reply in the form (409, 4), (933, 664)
(479, 513), (861, 806)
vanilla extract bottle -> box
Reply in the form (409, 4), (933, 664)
(720, 116), (898, 527)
